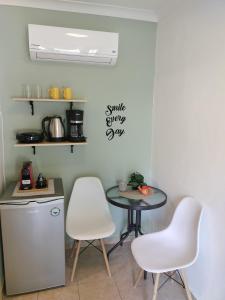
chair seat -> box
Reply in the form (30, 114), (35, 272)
(67, 219), (115, 240)
(131, 231), (196, 273)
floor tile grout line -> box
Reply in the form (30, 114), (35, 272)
(77, 283), (81, 300)
(107, 245), (123, 300)
(112, 273), (123, 300)
(77, 275), (81, 300)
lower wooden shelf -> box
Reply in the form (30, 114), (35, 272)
(14, 141), (87, 154)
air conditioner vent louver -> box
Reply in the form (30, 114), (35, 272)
(36, 52), (112, 64)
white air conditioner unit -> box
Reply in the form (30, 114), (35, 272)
(28, 24), (119, 66)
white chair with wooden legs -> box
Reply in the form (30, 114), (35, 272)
(131, 197), (203, 300)
(66, 177), (115, 281)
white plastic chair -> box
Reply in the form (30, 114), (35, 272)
(66, 177), (115, 281)
(131, 197), (203, 300)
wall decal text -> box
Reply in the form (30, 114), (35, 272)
(105, 103), (127, 141)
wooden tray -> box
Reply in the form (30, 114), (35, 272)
(12, 179), (55, 197)
(17, 180), (49, 193)
(119, 189), (153, 200)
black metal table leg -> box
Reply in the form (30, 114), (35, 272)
(121, 232), (128, 239)
(130, 208), (134, 225)
(120, 231), (128, 246)
(128, 209), (132, 226)
(107, 231), (130, 257)
(108, 208), (132, 256)
(120, 208), (133, 246)
(138, 229), (144, 235)
(135, 210), (140, 237)
(107, 209), (145, 257)
(135, 228), (138, 237)
(138, 211), (144, 234)
(136, 210), (147, 280)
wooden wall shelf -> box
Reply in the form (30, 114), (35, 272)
(12, 97), (87, 115)
(14, 141), (87, 154)
(12, 97), (87, 103)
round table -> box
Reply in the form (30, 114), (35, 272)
(106, 185), (167, 257)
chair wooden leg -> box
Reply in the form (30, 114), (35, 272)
(71, 240), (81, 282)
(70, 240), (76, 259)
(134, 269), (144, 288)
(100, 239), (112, 277)
(152, 273), (160, 300)
(180, 270), (193, 300)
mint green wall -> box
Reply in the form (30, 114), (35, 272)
(0, 6), (156, 240)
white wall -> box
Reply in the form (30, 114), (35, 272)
(0, 87), (4, 299)
(0, 111), (4, 194)
(152, 1), (225, 299)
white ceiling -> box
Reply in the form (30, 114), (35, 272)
(0, 0), (178, 21)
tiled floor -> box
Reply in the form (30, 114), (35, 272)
(3, 242), (195, 300)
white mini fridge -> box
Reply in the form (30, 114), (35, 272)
(0, 178), (65, 295)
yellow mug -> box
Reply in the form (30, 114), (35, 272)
(48, 87), (61, 99)
(63, 87), (73, 100)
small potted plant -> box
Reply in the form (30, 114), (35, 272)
(128, 172), (147, 190)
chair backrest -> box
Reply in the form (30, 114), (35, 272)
(66, 177), (112, 230)
(168, 197), (203, 262)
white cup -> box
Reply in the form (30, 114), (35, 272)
(35, 85), (42, 99)
(24, 84), (31, 98)
(118, 180), (127, 192)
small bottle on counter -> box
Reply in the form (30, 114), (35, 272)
(20, 161), (33, 190)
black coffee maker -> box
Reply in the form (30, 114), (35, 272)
(66, 110), (86, 142)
